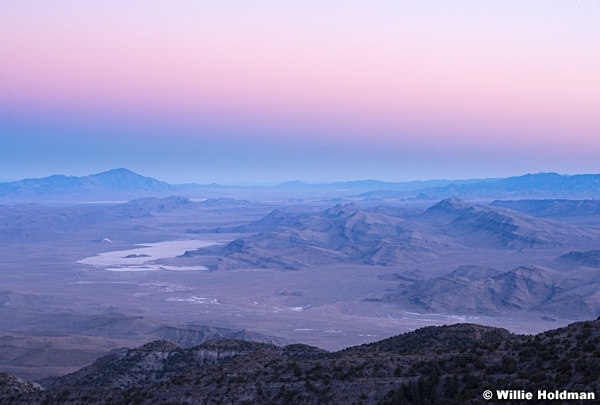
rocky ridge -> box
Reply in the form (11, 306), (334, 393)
(185, 198), (600, 270)
(2, 318), (600, 404)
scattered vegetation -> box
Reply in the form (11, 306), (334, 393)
(2, 318), (600, 404)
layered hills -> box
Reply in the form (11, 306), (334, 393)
(412, 172), (600, 200)
(383, 264), (600, 318)
(491, 198), (600, 217)
(356, 172), (600, 200)
(418, 198), (599, 249)
(173, 198), (600, 322)
(3, 169), (600, 202)
(3, 318), (600, 404)
(0, 195), (264, 241)
(556, 250), (600, 268)
(192, 203), (458, 269)
(3, 170), (600, 403)
(186, 198), (600, 269)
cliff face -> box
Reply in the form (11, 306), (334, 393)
(3, 318), (600, 405)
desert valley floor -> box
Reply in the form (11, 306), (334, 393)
(3, 187), (600, 381)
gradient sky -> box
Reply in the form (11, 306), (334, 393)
(1, 1), (599, 184)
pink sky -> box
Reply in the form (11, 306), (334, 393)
(1, 1), (599, 183)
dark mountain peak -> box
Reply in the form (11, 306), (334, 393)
(91, 167), (139, 178)
(519, 171), (561, 179)
(282, 343), (329, 358)
(255, 209), (298, 225)
(0, 168), (174, 199)
(201, 209), (302, 234)
(322, 203), (360, 217)
(117, 196), (194, 215)
(136, 339), (182, 353)
(426, 198), (473, 213)
(356, 323), (511, 354)
(199, 197), (252, 206)
(490, 265), (552, 286)
(493, 172), (571, 192)
(220, 238), (250, 254)
(502, 265), (548, 278)
(87, 168), (171, 190)
(163, 195), (192, 205)
(556, 250), (600, 267)
(193, 338), (274, 352)
(446, 265), (504, 281)
(263, 209), (291, 219)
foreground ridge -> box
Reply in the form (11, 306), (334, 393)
(2, 318), (600, 404)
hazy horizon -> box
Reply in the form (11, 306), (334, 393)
(2, 1), (599, 184)
(1, 166), (592, 187)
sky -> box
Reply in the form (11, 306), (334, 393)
(1, 1), (599, 184)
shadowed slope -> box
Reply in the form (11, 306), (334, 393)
(197, 204), (457, 269)
(419, 198), (600, 249)
(384, 264), (600, 318)
(6, 319), (600, 404)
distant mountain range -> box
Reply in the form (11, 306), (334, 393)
(0, 194), (267, 242)
(187, 198), (600, 270)
(491, 199), (600, 217)
(358, 172), (600, 200)
(4, 318), (600, 404)
(2, 169), (600, 201)
(409, 172), (600, 200)
(0, 168), (173, 200)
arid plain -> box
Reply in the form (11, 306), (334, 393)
(2, 170), (600, 381)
